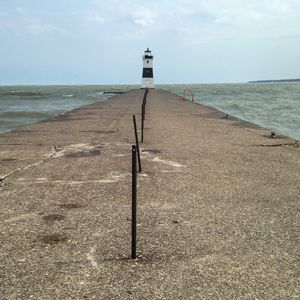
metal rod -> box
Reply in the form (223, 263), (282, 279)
(131, 145), (137, 259)
(133, 115), (142, 172)
(141, 106), (144, 143)
(142, 89), (147, 120)
(140, 88), (148, 143)
(142, 103), (145, 121)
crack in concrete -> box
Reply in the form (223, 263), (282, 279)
(0, 145), (57, 191)
(253, 142), (299, 148)
(0, 91), (142, 191)
(13, 171), (131, 186)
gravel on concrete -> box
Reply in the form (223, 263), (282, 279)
(0, 89), (299, 299)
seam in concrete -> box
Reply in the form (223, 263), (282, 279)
(13, 172), (131, 186)
(0, 145), (57, 190)
(253, 142), (299, 147)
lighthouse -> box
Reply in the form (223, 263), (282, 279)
(142, 48), (154, 89)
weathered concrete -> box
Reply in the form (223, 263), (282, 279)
(0, 89), (299, 299)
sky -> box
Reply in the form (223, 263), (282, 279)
(0, 0), (300, 85)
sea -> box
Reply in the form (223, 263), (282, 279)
(0, 83), (299, 140)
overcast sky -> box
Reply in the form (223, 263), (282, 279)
(1, 0), (300, 84)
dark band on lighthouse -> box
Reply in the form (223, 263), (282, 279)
(142, 48), (154, 89)
(142, 68), (153, 78)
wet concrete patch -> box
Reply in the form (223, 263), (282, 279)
(75, 107), (101, 111)
(43, 214), (65, 222)
(79, 112), (96, 115)
(40, 115), (71, 123)
(59, 203), (85, 209)
(15, 130), (35, 133)
(41, 115), (89, 123)
(190, 112), (226, 119)
(53, 143), (104, 158)
(1, 158), (16, 162)
(232, 120), (260, 129)
(40, 233), (67, 244)
(65, 149), (101, 157)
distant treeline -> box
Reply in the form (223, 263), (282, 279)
(249, 79), (300, 83)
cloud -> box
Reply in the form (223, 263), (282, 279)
(87, 0), (300, 45)
(0, 5), (69, 36)
(1, 0), (299, 84)
(132, 7), (154, 27)
(214, 7), (264, 25)
(0, 20), (15, 31)
(169, 0), (300, 26)
(81, 10), (104, 24)
(15, 6), (26, 15)
(26, 23), (68, 35)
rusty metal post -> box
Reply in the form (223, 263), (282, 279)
(133, 115), (142, 172)
(141, 105), (144, 143)
(131, 145), (137, 259)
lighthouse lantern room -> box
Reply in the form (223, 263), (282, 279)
(142, 48), (154, 89)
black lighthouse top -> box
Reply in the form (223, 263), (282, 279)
(144, 48), (153, 59)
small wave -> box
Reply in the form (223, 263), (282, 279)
(63, 94), (74, 98)
(226, 103), (242, 110)
(101, 91), (124, 95)
(0, 91), (50, 97)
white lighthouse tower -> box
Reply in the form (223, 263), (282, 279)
(142, 48), (154, 89)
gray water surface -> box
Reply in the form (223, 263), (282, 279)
(0, 83), (299, 140)
(159, 83), (300, 140)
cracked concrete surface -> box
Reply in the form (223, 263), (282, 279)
(0, 89), (299, 299)
(0, 146), (57, 190)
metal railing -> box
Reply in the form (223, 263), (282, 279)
(183, 88), (196, 103)
(130, 87), (149, 259)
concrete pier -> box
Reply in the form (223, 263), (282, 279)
(0, 89), (299, 299)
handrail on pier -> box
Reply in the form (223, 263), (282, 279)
(183, 88), (195, 103)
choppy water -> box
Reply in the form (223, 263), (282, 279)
(0, 85), (137, 133)
(0, 83), (299, 140)
(159, 83), (300, 140)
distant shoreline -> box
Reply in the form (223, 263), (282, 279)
(249, 79), (300, 83)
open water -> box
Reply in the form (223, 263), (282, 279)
(0, 83), (299, 140)
(0, 85), (135, 134)
(162, 83), (300, 140)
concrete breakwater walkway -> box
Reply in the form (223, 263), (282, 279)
(0, 89), (299, 299)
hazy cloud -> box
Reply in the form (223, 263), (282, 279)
(81, 10), (104, 24)
(132, 7), (154, 27)
(15, 6), (26, 15)
(26, 22), (68, 35)
(1, 0), (299, 84)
